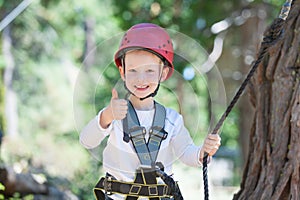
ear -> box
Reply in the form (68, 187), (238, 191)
(119, 66), (125, 81)
(160, 66), (170, 82)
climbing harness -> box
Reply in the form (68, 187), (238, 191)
(94, 101), (183, 200)
(202, 1), (294, 200)
(123, 101), (167, 165)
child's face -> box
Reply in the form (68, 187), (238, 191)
(120, 50), (169, 99)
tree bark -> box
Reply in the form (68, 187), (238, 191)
(82, 18), (96, 72)
(233, 1), (300, 199)
(0, 166), (79, 199)
(3, 25), (18, 138)
(0, 166), (48, 196)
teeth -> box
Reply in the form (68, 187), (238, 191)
(136, 86), (147, 89)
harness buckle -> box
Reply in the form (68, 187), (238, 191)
(149, 126), (168, 140)
(163, 185), (169, 196)
(148, 185), (158, 196)
(104, 175), (113, 195)
(138, 164), (153, 169)
(129, 126), (146, 138)
(129, 185), (141, 195)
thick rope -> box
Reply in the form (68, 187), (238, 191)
(156, 168), (184, 200)
(202, 1), (293, 199)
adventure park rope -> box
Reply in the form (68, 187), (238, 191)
(202, 1), (294, 200)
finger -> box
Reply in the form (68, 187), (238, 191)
(118, 99), (128, 106)
(116, 111), (127, 120)
(208, 149), (217, 156)
(204, 139), (217, 147)
(208, 134), (221, 141)
(206, 140), (221, 147)
(119, 107), (128, 112)
(111, 88), (119, 99)
(199, 149), (204, 163)
(113, 101), (128, 111)
(207, 135), (221, 146)
(208, 144), (221, 155)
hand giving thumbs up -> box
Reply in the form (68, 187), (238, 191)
(109, 88), (128, 120)
(99, 89), (128, 128)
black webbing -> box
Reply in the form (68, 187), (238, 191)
(202, 1), (293, 200)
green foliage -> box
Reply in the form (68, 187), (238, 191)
(0, 0), (287, 198)
(0, 55), (5, 69)
(0, 183), (4, 199)
(221, 109), (240, 149)
(70, 159), (103, 200)
(0, 70), (4, 134)
(112, 0), (242, 49)
(8, 193), (34, 200)
(1, 0), (120, 198)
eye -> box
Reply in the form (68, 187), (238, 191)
(147, 69), (155, 72)
(128, 68), (137, 72)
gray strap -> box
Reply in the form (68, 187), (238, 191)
(124, 101), (167, 166)
(147, 103), (167, 162)
(126, 101), (152, 166)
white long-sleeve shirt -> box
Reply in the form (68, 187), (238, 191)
(80, 106), (202, 199)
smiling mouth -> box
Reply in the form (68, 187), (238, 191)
(135, 85), (149, 91)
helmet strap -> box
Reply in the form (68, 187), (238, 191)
(139, 84), (160, 101)
(123, 81), (160, 101)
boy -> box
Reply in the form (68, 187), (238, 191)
(80, 23), (221, 200)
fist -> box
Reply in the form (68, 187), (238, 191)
(109, 88), (128, 120)
(199, 134), (221, 163)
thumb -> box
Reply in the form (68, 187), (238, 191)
(111, 88), (119, 99)
(199, 148), (204, 163)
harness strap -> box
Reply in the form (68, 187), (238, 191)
(148, 103), (167, 162)
(125, 101), (151, 166)
(123, 101), (168, 199)
(94, 101), (172, 199)
(94, 174), (172, 198)
(126, 168), (160, 200)
(123, 101), (167, 166)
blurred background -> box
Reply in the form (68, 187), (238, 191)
(0, 0), (286, 199)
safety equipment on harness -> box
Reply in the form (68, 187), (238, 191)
(114, 23), (174, 80)
(94, 173), (172, 198)
(123, 101), (167, 165)
(123, 101), (171, 200)
(94, 101), (183, 199)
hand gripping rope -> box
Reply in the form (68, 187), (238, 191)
(202, 1), (294, 200)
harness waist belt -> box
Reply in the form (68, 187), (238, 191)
(95, 176), (172, 197)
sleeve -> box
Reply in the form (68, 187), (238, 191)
(79, 108), (113, 149)
(170, 114), (202, 167)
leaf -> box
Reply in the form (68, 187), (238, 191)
(0, 183), (5, 190)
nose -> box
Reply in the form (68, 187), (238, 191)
(136, 72), (146, 82)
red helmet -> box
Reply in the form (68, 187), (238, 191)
(114, 23), (174, 80)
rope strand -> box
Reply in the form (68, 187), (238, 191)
(202, 1), (293, 199)
(202, 153), (209, 200)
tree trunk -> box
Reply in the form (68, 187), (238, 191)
(0, 166), (48, 196)
(0, 166), (79, 199)
(3, 25), (18, 138)
(82, 18), (96, 72)
(233, 1), (300, 200)
(238, 4), (269, 165)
